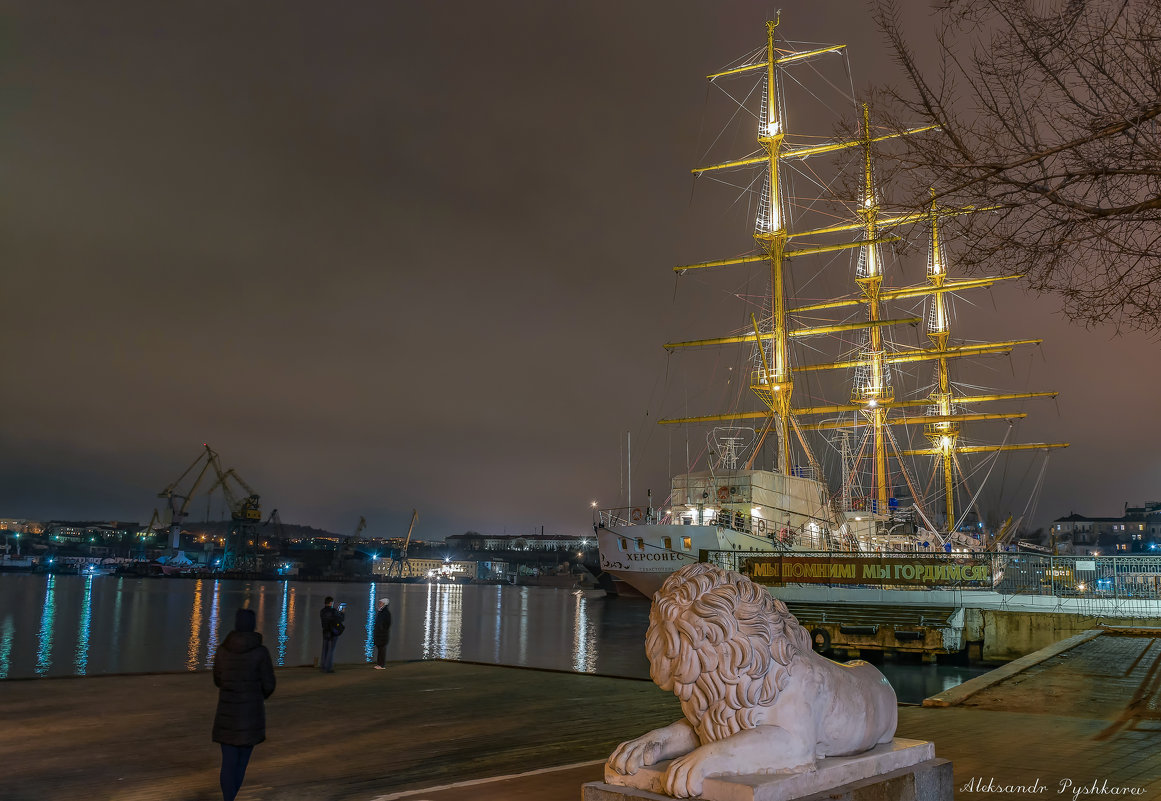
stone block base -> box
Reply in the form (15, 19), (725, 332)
(583, 760), (951, 801)
(583, 739), (951, 801)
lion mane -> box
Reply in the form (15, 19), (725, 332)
(645, 562), (812, 744)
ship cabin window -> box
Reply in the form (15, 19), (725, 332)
(636, 538), (644, 551)
(619, 537), (628, 551)
(662, 536), (672, 550)
(682, 537), (692, 551)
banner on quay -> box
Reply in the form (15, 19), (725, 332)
(741, 555), (992, 587)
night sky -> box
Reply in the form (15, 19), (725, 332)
(2, 1), (1157, 541)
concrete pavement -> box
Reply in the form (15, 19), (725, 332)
(4, 637), (1161, 801)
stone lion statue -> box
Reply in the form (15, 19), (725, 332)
(608, 563), (897, 798)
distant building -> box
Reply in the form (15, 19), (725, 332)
(1051, 502), (1161, 554)
(445, 532), (595, 553)
(372, 557), (478, 580)
(42, 520), (146, 544)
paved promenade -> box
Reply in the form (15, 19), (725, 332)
(3, 636), (1161, 801)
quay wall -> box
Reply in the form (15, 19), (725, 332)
(980, 609), (1161, 661)
(771, 585), (1161, 662)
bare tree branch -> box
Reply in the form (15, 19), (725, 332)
(870, 0), (1161, 330)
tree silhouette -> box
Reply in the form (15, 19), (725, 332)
(872, 0), (1161, 330)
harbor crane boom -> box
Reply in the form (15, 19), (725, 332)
(158, 444), (219, 553)
(157, 444), (263, 570)
(392, 510), (418, 578)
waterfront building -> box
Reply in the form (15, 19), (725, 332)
(445, 532), (595, 553)
(1051, 502), (1161, 553)
(372, 557), (479, 580)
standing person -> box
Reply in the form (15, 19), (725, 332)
(372, 597), (392, 669)
(212, 608), (276, 801)
(319, 596), (345, 673)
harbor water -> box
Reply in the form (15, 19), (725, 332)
(0, 573), (989, 702)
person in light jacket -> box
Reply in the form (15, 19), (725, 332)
(372, 597), (392, 669)
(212, 608), (276, 801)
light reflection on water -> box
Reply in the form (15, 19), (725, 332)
(186, 580), (203, 671)
(363, 582), (377, 662)
(75, 575), (93, 675)
(0, 574), (989, 703)
(35, 575), (55, 675)
(277, 581), (290, 665)
(206, 580), (221, 669)
(422, 583), (463, 660)
(0, 615), (13, 678)
(572, 590), (597, 673)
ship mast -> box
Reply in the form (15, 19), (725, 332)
(924, 190), (959, 527)
(852, 103), (893, 513)
(661, 18), (1069, 534)
(752, 15), (796, 475)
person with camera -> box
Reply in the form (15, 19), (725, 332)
(212, 608), (276, 801)
(319, 596), (345, 673)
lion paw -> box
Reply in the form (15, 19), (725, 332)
(608, 736), (663, 775)
(664, 750), (716, 798)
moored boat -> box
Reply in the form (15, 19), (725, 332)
(596, 16), (1066, 599)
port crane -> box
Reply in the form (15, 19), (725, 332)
(139, 508), (163, 558)
(391, 510), (418, 578)
(206, 466), (263, 571)
(158, 444), (262, 570)
(158, 444), (221, 554)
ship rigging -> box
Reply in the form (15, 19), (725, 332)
(597, 16), (1068, 597)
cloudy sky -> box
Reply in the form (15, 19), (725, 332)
(2, 1), (1157, 541)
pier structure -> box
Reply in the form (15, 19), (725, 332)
(706, 549), (1161, 661)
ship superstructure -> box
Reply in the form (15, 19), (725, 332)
(596, 17), (1068, 598)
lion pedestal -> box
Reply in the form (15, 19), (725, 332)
(584, 563), (952, 801)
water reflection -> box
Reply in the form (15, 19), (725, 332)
(109, 580), (123, 673)
(205, 579), (221, 668)
(75, 575), (94, 675)
(422, 583), (463, 659)
(492, 585), (502, 664)
(572, 592), (599, 673)
(277, 581), (290, 666)
(187, 580), (204, 671)
(518, 588), (529, 664)
(35, 575), (56, 675)
(0, 615), (13, 678)
(0, 576), (988, 703)
(364, 582), (377, 662)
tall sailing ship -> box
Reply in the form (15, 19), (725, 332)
(596, 17), (1068, 598)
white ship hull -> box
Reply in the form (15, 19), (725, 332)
(598, 523), (798, 598)
(596, 467), (843, 598)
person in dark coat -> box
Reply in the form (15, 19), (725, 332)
(212, 608), (276, 801)
(319, 596), (345, 673)
(372, 597), (392, 669)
